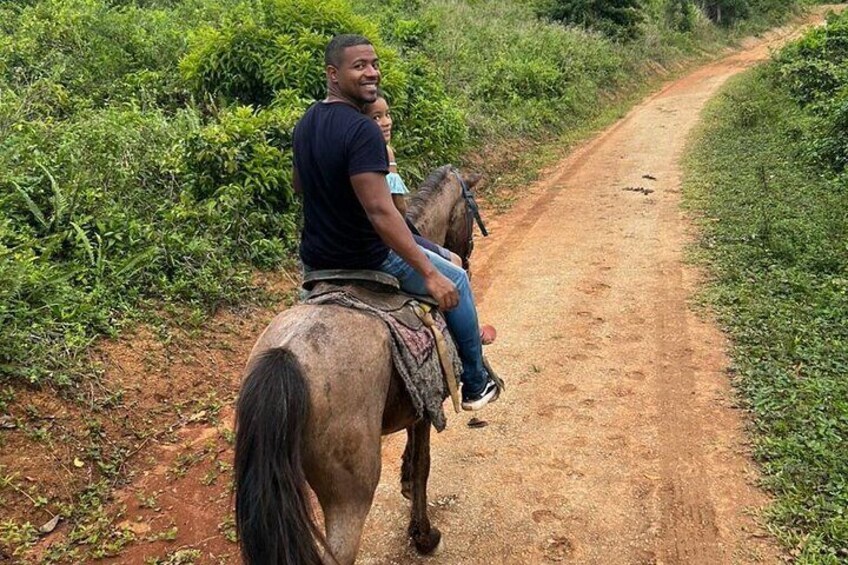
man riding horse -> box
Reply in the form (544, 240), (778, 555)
(293, 34), (499, 411)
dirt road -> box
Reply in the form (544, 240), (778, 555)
(42, 10), (842, 564)
(354, 17), (842, 565)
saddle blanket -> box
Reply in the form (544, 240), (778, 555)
(303, 281), (462, 432)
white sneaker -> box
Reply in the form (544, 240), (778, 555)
(461, 378), (500, 411)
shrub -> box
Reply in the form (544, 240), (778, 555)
(180, 0), (382, 106)
(773, 10), (848, 171)
(184, 102), (306, 264)
(0, 102), (249, 384)
(181, 0), (466, 183)
(387, 54), (466, 180)
(0, 0), (468, 386)
(404, 0), (628, 142)
(0, 0), (190, 112)
(538, 0), (645, 40)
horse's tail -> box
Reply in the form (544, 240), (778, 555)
(234, 347), (327, 565)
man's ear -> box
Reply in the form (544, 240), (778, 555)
(326, 65), (339, 84)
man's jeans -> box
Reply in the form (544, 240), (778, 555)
(379, 248), (487, 396)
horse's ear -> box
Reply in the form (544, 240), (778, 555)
(463, 172), (483, 189)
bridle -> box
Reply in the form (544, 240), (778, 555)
(452, 168), (488, 271)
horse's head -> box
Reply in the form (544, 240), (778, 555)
(407, 166), (487, 272)
(444, 170), (485, 271)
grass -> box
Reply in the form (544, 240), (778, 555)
(683, 66), (848, 563)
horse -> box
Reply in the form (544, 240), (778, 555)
(234, 165), (485, 565)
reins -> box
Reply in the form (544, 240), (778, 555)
(452, 168), (488, 270)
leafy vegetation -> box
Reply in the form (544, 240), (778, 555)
(537, 0), (645, 40)
(0, 0), (810, 389)
(773, 10), (848, 173)
(683, 10), (848, 561)
(0, 0), (464, 387)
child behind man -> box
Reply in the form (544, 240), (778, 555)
(363, 93), (496, 345)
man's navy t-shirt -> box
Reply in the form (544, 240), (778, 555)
(293, 102), (390, 270)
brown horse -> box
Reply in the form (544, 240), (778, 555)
(234, 166), (484, 564)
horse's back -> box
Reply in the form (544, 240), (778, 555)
(250, 303), (403, 430)
(251, 303), (391, 389)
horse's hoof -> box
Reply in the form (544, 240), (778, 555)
(431, 535), (444, 555)
(413, 527), (442, 555)
(401, 481), (412, 500)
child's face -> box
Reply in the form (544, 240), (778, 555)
(365, 97), (393, 143)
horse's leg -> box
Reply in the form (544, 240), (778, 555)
(400, 426), (413, 500)
(408, 418), (441, 554)
(307, 432), (382, 565)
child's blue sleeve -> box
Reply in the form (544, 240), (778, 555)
(386, 172), (410, 195)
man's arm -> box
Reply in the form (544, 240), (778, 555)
(292, 165), (302, 195)
(351, 172), (458, 310)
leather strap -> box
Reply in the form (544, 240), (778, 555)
(415, 303), (461, 413)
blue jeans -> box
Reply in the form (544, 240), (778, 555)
(413, 234), (453, 262)
(379, 248), (487, 396)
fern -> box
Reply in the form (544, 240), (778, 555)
(12, 181), (48, 229)
(37, 162), (66, 232)
(70, 221), (95, 267)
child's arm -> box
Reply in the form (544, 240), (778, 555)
(387, 145), (398, 173)
(392, 194), (408, 216)
(386, 145), (407, 214)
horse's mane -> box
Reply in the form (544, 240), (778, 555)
(406, 165), (452, 223)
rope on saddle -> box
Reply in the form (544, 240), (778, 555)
(414, 303), (461, 414)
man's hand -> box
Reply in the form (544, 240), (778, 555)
(424, 271), (459, 311)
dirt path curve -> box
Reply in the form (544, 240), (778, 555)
(356, 12), (840, 565)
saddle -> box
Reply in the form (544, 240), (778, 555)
(302, 269), (462, 431)
(303, 269), (437, 327)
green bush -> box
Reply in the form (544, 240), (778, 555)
(774, 10), (848, 172)
(0, 0), (189, 112)
(180, 0), (382, 105)
(184, 103), (305, 265)
(411, 0), (625, 140)
(385, 54), (467, 181)
(181, 0), (466, 183)
(0, 0), (469, 386)
(537, 0), (645, 40)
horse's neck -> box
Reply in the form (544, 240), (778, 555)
(412, 186), (458, 246)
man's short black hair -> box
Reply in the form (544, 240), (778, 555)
(325, 34), (373, 67)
